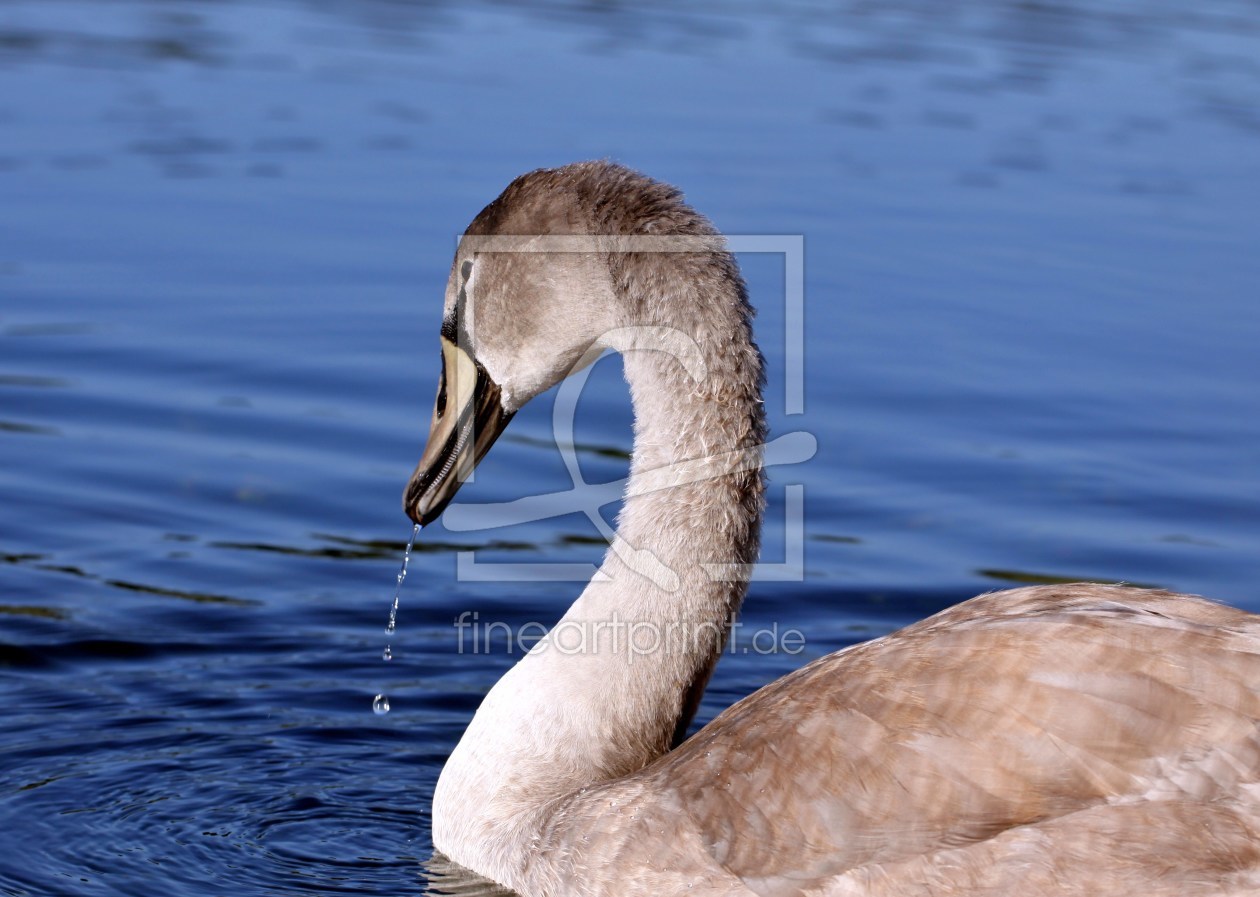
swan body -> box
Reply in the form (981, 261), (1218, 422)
(403, 161), (1260, 896)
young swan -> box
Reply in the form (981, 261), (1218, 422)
(404, 161), (1260, 897)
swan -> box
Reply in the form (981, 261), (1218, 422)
(403, 161), (1260, 896)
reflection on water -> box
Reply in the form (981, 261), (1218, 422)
(976, 567), (1159, 589)
(425, 853), (517, 897)
(1, 0), (1258, 894)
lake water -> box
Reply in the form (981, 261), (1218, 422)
(2, 1), (1259, 894)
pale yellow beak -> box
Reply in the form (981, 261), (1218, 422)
(403, 336), (514, 525)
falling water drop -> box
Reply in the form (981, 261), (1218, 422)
(384, 523), (419, 637)
(374, 523), (420, 715)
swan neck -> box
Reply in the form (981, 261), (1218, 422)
(431, 247), (765, 891)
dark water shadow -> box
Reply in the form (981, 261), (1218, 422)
(423, 853), (516, 897)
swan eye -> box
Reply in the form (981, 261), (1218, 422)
(456, 261), (473, 312)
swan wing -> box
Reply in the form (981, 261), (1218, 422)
(544, 584), (1260, 896)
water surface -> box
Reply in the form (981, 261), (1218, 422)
(2, 1), (1259, 894)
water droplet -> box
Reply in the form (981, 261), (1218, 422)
(382, 523), (419, 637)
(372, 524), (419, 714)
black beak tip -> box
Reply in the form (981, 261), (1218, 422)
(404, 502), (424, 526)
(403, 478), (434, 527)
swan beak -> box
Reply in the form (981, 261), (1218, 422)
(403, 336), (514, 525)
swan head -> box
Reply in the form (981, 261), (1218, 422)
(403, 163), (635, 524)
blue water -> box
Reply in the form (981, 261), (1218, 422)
(2, 1), (1259, 893)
